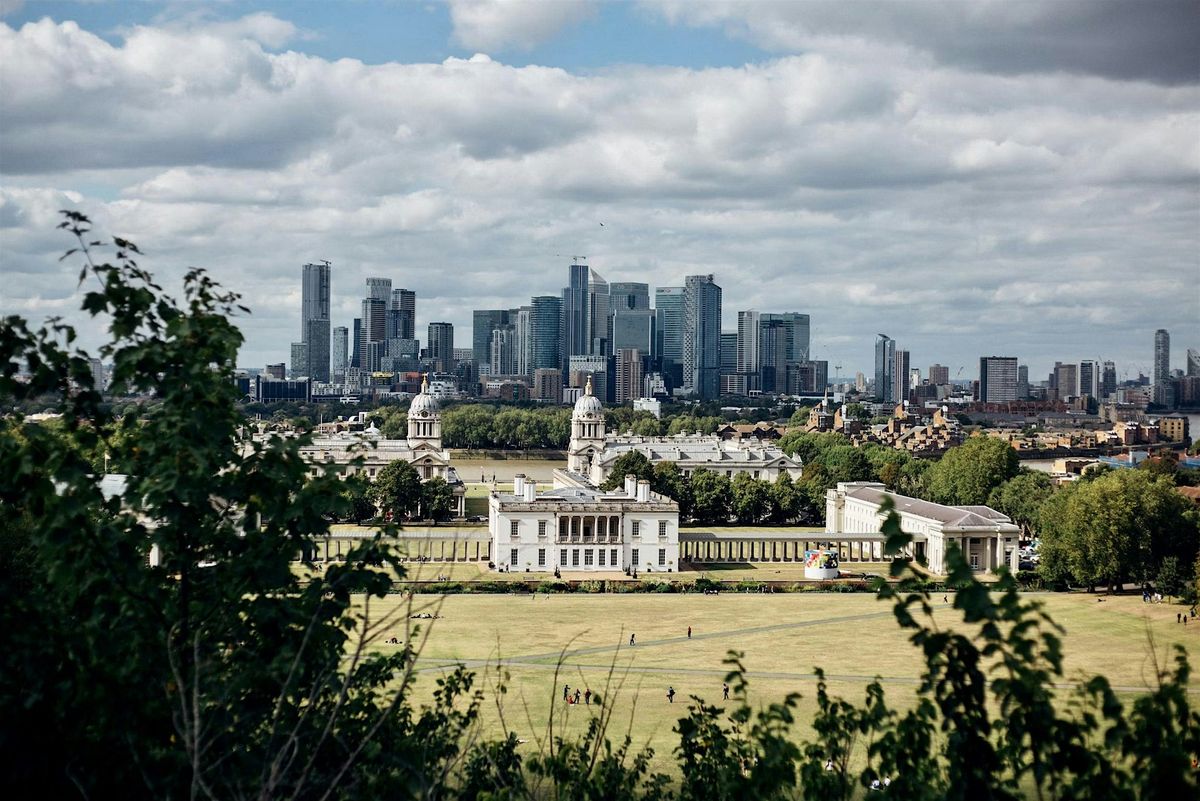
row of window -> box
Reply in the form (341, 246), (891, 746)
(510, 519), (671, 538)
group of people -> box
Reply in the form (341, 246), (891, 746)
(1176, 610), (1195, 624)
(562, 684), (593, 706)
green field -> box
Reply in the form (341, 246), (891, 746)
(338, 588), (1199, 777)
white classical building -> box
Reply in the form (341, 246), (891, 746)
(292, 377), (466, 516)
(566, 380), (803, 485)
(825, 482), (1021, 574)
(489, 472), (680, 574)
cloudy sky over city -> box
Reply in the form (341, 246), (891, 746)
(1, 0), (1197, 379)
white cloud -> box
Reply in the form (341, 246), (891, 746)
(447, 0), (597, 52)
(0, 13), (1197, 379)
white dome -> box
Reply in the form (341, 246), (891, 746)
(409, 376), (439, 415)
(574, 392), (603, 416)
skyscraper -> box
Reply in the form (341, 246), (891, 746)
(1053, 362), (1078, 399)
(760, 312), (810, 362)
(365, 277), (391, 302)
(979, 356), (1019, 403)
(1078, 360), (1097, 398)
(875, 335), (895, 402)
(759, 317), (790, 393)
(615, 348), (644, 403)
(360, 297), (387, 371)
(610, 282), (650, 311)
(562, 262), (590, 370)
(1188, 348), (1200, 377)
(929, 364), (950, 385)
(683, 274), (722, 399)
(1017, 364), (1030, 399)
(612, 309), (655, 355)
(427, 322), (454, 372)
(331, 326), (348, 382)
(1154, 329), (1170, 385)
(300, 262), (331, 382)
(1101, 361), (1117, 397)
(736, 311), (760, 392)
(530, 295), (562, 371)
(512, 305), (532, 376)
(473, 309), (509, 373)
(351, 318), (362, 369)
(389, 288), (415, 340)
(655, 287), (685, 386)
(588, 268), (610, 356)
(489, 325), (517, 376)
(891, 349), (910, 405)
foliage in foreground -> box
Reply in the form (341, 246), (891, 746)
(0, 214), (1196, 800)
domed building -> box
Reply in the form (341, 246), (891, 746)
(566, 378), (606, 475)
(295, 375), (465, 517)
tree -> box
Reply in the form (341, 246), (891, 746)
(1037, 469), (1200, 592)
(652, 461), (693, 520)
(690, 470), (733, 524)
(601, 450), (655, 491)
(925, 436), (1019, 505)
(0, 213), (480, 799)
(421, 476), (455, 522)
(371, 459), (423, 521)
(339, 475), (378, 522)
(987, 471), (1054, 538)
(769, 473), (801, 523)
(731, 474), (771, 524)
(442, 404), (495, 449)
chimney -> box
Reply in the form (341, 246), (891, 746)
(513, 474), (525, 496)
(636, 480), (650, 503)
(624, 473), (637, 497)
(525, 479), (537, 502)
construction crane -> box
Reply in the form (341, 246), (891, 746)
(555, 254), (588, 263)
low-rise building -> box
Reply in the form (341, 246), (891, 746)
(489, 473), (679, 573)
(826, 482), (1021, 574)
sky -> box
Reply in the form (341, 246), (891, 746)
(1, 0), (1198, 382)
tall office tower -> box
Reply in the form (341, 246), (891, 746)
(473, 309), (509, 374)
(1188, 348), (1200, 377)
(530, 295), (562, 371)
(388, 288), (416, 340)
(683, 274), (722, 399)
(655, 287), (686, 385)
(979, 356), (1019, 403)
(910, 368), (921, 390)
(532, 368), (563, 401)
(929, 364), (950, 385)
(1154, 329), (1170, 385)
(612, 308), (656, 354)
(759, 318), (790, 393)
(289, 342), (308, 379)
(331, 326), (349, 382)
(511, 305), (532, 376)
(365, 277), (391, 302)
(569, 355), (610, 401)
(1017, 364), (1030, 399)
(1078, 360), (1097, 398)
(891, 349), (911, 404)
(587, 269), (610, 355)
(615, 348), (645, 403)
(562, 262), (591, 370)
(736, 311), (761, 392)
(489, 325), (517, 376)
(300, 262), (332, 382)
(426, 322), (454, 372)
(786, 360), (828, 394)
(760, 312), (810, 362)
(1053, 362), (1078, 399)
(351, 318), (362, 369)
(875, 335), (895, 402)
(1101, 361), (1117, 397)
(359, 297), (387, 371)
(855, 372), (866, 392)
(265, 363), (286, 380)
(610, 282), (650, 311)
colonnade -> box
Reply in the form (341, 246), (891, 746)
(310, 537), (492, 562)
(679, 535), (891, 564)
(557, 514), (623, 543)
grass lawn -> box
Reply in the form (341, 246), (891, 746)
(350, 590), (1199, 777)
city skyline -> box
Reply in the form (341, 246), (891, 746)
(1, 2), (1197, 381)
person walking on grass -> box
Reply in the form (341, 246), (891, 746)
(667, 686), (676, 704)
(630, 633), (636, 647)
(687, 625), (692, 639)
(574, 689), (581, 705)
(723, 683), (729, 701)
(563, 683), (569, 701)
(584, 688), (591, 705)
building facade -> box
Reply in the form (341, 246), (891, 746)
(826, 482), (1021, 574)
(489, 473), (679, 573)
(1154, 329), (1170, 386)
(875, 335), (895, 402)
(530, 295), (562, 372)
(331, 326), (349, 382)
(301, 262), (331, 382)
(427, 322), (454, 372)
(979, 356), (1018, 403)
(683, 274), (722, 399)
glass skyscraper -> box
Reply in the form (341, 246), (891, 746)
(530, 295), (562, 371)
